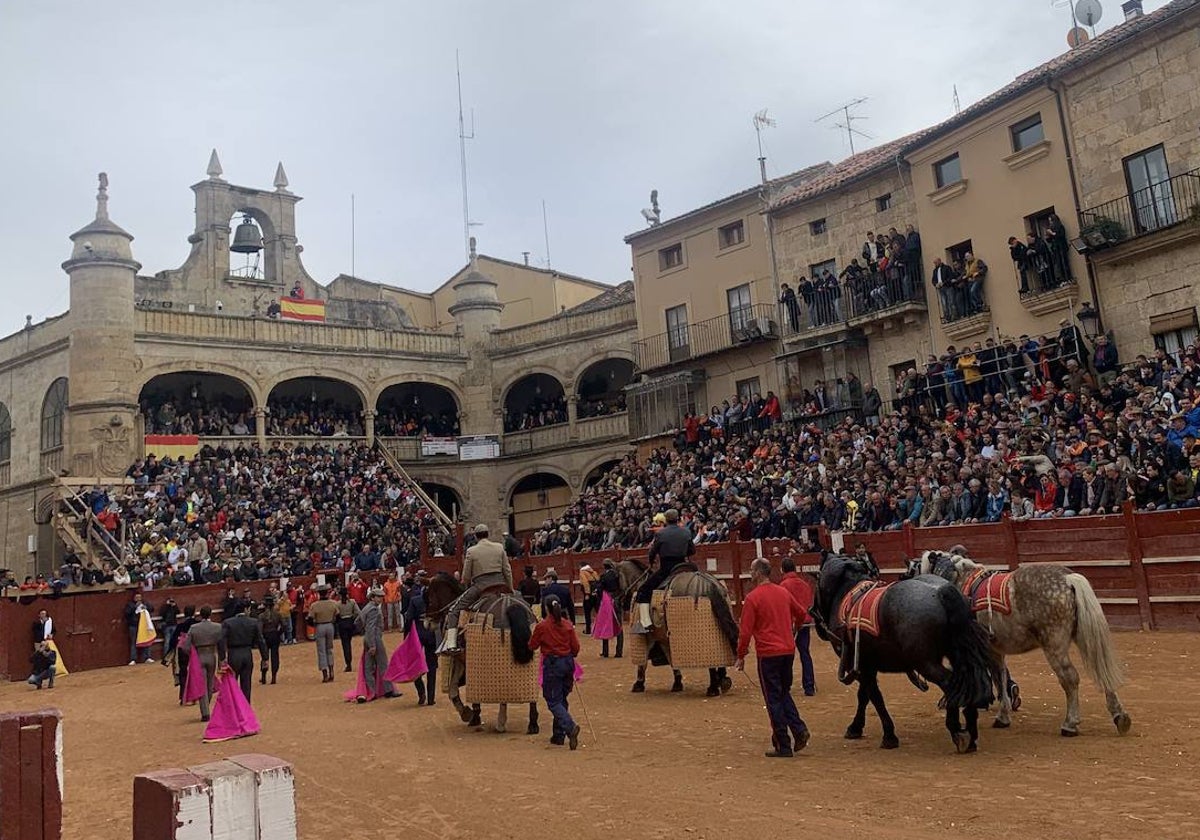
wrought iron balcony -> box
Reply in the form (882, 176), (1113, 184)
(779, 269), (927, 337)
(1080, 167), (1200, 250)
(634, 304), (778, 371)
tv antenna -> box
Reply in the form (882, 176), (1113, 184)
(816, 97), (871, 155)
(456, 50), (478, 260)
(752, 109), (776, 184)
(953, 85), (962, 116)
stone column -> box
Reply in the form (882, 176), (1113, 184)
(254, 407), (267, 449)
(363, 409), (376, 446)
(567, 394), (579, 439)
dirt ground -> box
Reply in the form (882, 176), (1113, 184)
(2, 630), (1197, 840)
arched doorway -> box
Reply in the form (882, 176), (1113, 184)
(507, 472), (571, 537)
(583, 459), (622, 489)
(267, 377), (363, 436)
(419, 482), (463, 519)
(139, 372), (256, 436)
(377, 383), (460, 437)
(503, 374), (566, 433)
(576, 358), (634, 419)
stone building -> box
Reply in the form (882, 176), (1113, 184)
(623, 163), (830, 437)
(1061, 0), (1200, 360)
(0, 159), (635, 579)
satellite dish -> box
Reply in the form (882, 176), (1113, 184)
(1074, 0), (1103, 28)
(1067, 26), (1091, 47)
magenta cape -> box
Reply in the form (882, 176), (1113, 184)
(182, 639), (208, 705)
(384, 628), (428, 684)
(592, 591), (619, 640)
(343, 652), (388, 703)
(538, 655), (584, 687)
(202, 669), (260, 743)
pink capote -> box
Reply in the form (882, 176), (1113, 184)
(343, 652), (388, 703)
(384, 628), (428, 684)
(592, 592), (619, 640)
(202, 668), (260, 743)
(538, 655), (584, 687)
(182, 638), (208, 705)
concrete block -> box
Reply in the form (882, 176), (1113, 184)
(228, 755), (297, 840)
(132, 769), (213, 840)
(188, 760), (256, 840)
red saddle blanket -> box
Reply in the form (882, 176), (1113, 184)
(837, 580), (890, 637)
(960, 568), (1014, 615)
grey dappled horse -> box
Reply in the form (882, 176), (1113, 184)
(916, 550), (1131, 736)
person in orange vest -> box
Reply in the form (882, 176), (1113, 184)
(383, 571), (403, 631)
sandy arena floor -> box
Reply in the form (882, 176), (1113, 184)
(2, 631), (1197, 840)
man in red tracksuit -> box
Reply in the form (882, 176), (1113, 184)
(779, 557), (816, 696)
(737, 558), (811, 758)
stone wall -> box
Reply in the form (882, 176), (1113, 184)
(771, 167), (915, 283)
(1063, 10), (1200, 356)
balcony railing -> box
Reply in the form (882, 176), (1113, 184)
(634, 304), (778, 371)
(575, 412), (628, 442)
(781, 269), (926, 336)
(503, 423), (571, 454)
(1080, 167), (1200, 249)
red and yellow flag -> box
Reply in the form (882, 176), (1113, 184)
(144, 435), (200, 460)
(280, 296), (326, 322)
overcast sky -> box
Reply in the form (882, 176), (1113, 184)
(0, 0), (1162, 334)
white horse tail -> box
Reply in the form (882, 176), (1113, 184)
(1066, 572), (1125, 693)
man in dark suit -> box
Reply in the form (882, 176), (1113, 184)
(634, 508), (695, 631)
(931, 258), (958, 322)
(221, 600), (265, 703)
(541, 569), (576, 626)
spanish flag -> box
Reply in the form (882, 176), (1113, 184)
(280, 296), (326, 322)
(144, 435), (200, 460)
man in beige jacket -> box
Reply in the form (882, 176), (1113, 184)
(440, 523), (513, 652)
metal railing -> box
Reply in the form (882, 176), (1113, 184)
(1081, 167), (1200, 246)
(780, 269), (926, 336)
(634, 303), (778, 371)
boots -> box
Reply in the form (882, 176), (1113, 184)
(260, 668), (267, 685)
(615, 634), (624, 659)
(601, 640), (609, 658)
(416, 683), (427, 706)
(270, 672), (277, 685)
(321, 668), (332, 683)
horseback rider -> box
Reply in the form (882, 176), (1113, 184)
(441, 523), (514, 652)
(634, 508), (695, 633)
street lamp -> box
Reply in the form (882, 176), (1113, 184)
(1077, 302), (1101, 340)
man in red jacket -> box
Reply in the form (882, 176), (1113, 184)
(779, 556), (816, 696)
(736, 558), (810, 758)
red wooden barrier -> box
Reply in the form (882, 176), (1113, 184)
(0, 709), (62, 840)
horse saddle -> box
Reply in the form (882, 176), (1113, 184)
(837, 580), (890, 638)
(960, 568), (1014, 615)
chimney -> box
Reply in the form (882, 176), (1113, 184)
(521, 251), (530, 266)
(1122, 0), (1143, 20)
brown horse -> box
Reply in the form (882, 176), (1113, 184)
(427, 574), (539, 735)
(917, 550), (1131, 737)
(616, 560), (736, 696)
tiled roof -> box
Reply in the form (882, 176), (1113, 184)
(561, 280), (635, 315)
(624, 161), (833, 242)
(768, 130), (930, 211)
(770, 0), (1199, 212)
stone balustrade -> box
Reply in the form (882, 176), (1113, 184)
(488, 302), (636, 352)
(136, 309), (464, 357)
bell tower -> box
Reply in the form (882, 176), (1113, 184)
(61, 173), (141, 476)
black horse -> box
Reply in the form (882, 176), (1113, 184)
(813, 554), (999, 753)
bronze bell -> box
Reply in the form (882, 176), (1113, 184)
(230, 215), (263, 254)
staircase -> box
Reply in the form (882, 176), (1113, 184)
(373, 442), (453, 530)
(50, 479), (130, 568)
